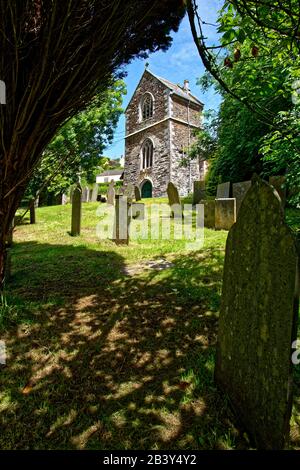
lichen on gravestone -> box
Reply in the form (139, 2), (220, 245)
(215, 175), (299, 449)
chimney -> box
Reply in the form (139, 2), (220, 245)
(183, 79), (190, 92)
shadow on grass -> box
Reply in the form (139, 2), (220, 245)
(1, 241), (297, 450)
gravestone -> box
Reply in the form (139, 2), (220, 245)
(269, 175), (286, 207)
(131, 202), (145, 220)
(167, 182), (182, 218)
(107, 181), (115, 205)
(30, 200), (36, 224)
(134, 185), (141, 201)
(215, 198), (236, 230)
(202, 200), (215, 229)
(216, 182), (231, 199)
(61, 193), (68, 205)
(193, 180), (206, 205)
(91, 184), (99, 202)
(113, 195), (131, 245)
(81, 187), (90, 203)
(71, 184), (82, 236)
(124, 182), (134, 199)
(215, 176), (299, 449)
(232, 180), (251, 215)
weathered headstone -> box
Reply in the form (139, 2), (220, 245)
(232, 180), (251, 215)
(131, 202), (145, 220)
(269, 175), (286, 207)
(124, 182), (134, 199)
(91, 184), (99, 202)
(134, 185), (141, 201)
(215, 198), (236, 230)
(202, 200), (215, 229)
(193, 180), (206, 205)
(167, 182), (182, 218)
(61, 193), (68, 205)
(113, 195), (131, 245)
(81, 186), (90, 203)
(215, 176), (299, 449)
(216, 181), (231, 199)
(71, 184), (82, 236)
(107, 182), (115, 206)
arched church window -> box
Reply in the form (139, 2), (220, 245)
(141, 139), (153, 169)
(141, 93), (153, 120)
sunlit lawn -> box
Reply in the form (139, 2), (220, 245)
(0, 201), (299, 450)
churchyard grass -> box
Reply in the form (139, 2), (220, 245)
(0, 202), (299, 450)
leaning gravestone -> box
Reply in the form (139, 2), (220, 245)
(232, 180), (251, 215)
(167, 182), (182, 218)
(215, 176), (299, 449)
(134, 185), (141, 201)
(269, 175), (286, 207)
(216, 181), (230, 199)
(193, 180), (206, 205)
(71, 184), (82, 236)
(107, 182), (115, 206)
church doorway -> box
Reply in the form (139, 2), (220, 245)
(141, 180), (152, 198)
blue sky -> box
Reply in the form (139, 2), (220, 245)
(105, 0), (223, 160)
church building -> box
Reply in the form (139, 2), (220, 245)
(123, 68), (206, 198)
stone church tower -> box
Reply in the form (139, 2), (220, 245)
(124, 69), (205, 198)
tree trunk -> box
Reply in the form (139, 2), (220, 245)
(0, 236), (7, 291)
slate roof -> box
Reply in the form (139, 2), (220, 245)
(125, 69), (204, 112)
(149, 71), (204, 107)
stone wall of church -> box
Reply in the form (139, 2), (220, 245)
(126, 71), (169, 136)
(124, 121), (170, 197)
(171, 95), (202, 127)
(170, 121), (200, 197)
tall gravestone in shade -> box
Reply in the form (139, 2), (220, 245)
(193, 180), (206, 205)
(113, 195), (131, 245)
(71, 184), (82, 236)
(232, 180), (251, 215)
(215, 176), (299, 449)
(202, 200), (215, 229)
(167, 182), (182, 218)
(134, 185), (141, 201)
(216, 181), (230, 199)
(107, 181), (115, 206)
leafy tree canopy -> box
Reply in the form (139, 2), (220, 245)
(26, 80), (125, 199)
(187, 0), (300, 201)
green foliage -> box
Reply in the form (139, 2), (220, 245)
(191, 3), (299, 194)
(26, 80), (125, 200)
